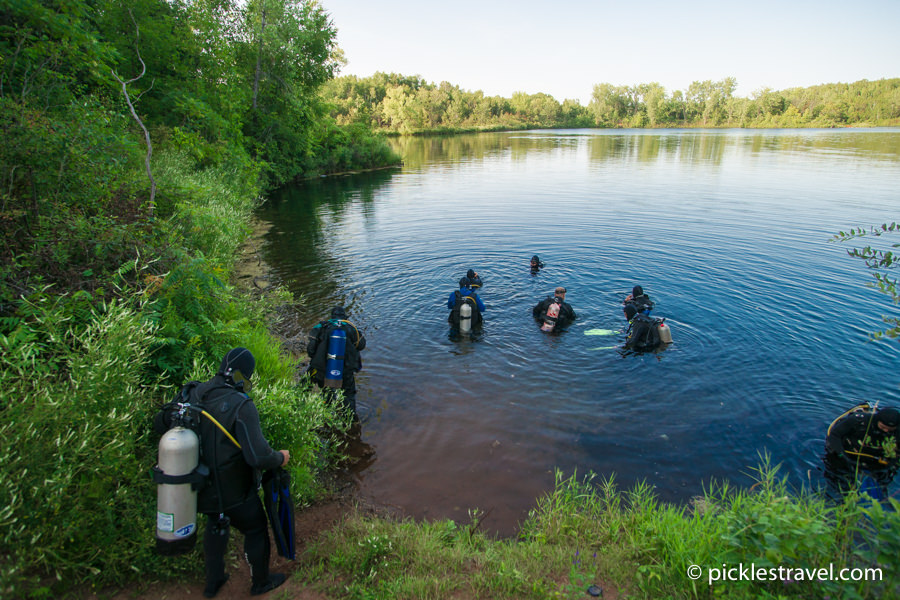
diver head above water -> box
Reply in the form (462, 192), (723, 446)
(466, 269), (483, 289)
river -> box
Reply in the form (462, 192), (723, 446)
(256, 128), (900, 535)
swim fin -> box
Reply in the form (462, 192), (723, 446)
(262, 467), (295, 560)
(584, 329), (618, 336)
(589, 345), (619, 351)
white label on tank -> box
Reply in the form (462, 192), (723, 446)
(157, 511), (175, 532)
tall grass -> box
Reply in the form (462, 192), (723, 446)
(0, 296), (169, 596)
(294, 461), (899, 599)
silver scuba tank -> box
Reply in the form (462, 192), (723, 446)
(459, 302), (472, 334)
(155, 426), (200, 555)
(658, 319), (673, 344)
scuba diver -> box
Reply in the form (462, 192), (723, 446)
(153, 348), (289, 598)
(824, 403), (900, 499)
(466, 268), (484, 289)
(530, 254), (545, 274)
(448, 276), (485, 334)
(624, 285), (654, 315)
(306, 306), (367, 422)
(532, 286), (577, 332)
(623, 303), (672, 351)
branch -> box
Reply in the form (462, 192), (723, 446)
(111, 9), (155, 215)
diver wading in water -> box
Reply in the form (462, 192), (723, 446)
(824, 403), (900, 500)
(623, 303), (672, 352)
(448, 276), (485, 335)
(532, 286), (576, 332)
(306, 306), (367, 415)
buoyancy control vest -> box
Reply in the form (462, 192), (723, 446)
(188, 379), (253, 513)
(449, 290), (482, 329)
(625, 294), (654, 315)
(626, 313), (669, 351)
(153, 378), (250, 554)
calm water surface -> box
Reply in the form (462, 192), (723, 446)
(257, 129), (900, 535)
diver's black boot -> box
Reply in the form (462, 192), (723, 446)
(250, 573), (286, 596)
(203, 573), (229, 598)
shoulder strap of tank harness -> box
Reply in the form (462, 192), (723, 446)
(174, 380), (244, 450)
(827, 402), (873, 437)
(201, 410), (242, 449)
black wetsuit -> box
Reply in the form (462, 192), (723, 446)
(825, 410), (899, 488)
(306, 319), (366, 416)
(625, 313), (662, 351)
(154, 376), (284, 589)
(624, 293), (654, 314)
(532, 296), (577, 329)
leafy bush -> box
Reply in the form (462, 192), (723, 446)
(0, 295), (178, 596)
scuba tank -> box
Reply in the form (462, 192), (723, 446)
(541, 301), (561, 332)
(153, 423), (207, 555)
(459, 302), (473, 334)
(657, 318), (673, 344)
(324, 326), (347, 388)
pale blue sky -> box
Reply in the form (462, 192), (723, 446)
(320, 0), (900, 104)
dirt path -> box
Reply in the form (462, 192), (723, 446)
(89, 488), (371, 600)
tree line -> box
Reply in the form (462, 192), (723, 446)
(322, 73), (900, 133)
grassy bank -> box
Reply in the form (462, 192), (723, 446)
(0, 150), (352, 598)
(294, 461), (899, 599)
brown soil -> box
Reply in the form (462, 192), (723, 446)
(88, 486), (378, 600)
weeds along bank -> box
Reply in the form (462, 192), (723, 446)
(0, 151), (351, 598)
(297, 465), (899, 599)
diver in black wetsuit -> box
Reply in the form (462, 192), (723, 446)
(823, 404), (900, 499)
(154, 348), (289, 598)
(623, 285), (654, 315)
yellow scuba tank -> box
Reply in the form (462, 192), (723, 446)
(153, 425), (204, 555)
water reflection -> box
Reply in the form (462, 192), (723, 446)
(388, 128), (900, 172)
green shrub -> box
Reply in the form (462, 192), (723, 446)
(0, 296), (179, 596)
